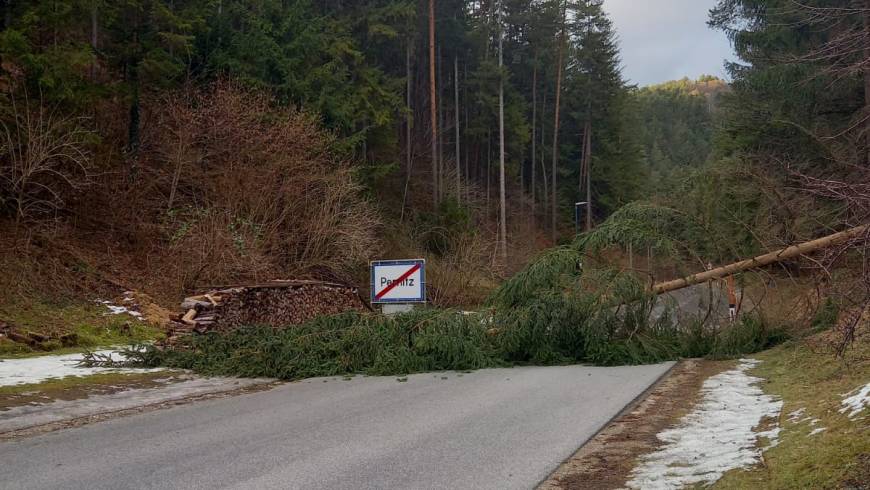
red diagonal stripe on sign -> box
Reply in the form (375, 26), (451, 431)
(375, 263), (422, 300)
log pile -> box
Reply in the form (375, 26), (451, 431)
(168, 280), (367, 339)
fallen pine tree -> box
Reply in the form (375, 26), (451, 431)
(107, 208), (864, 379)
(113, 272), (785, 379)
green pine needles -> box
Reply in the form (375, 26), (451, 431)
(124, 273), (783, 380)
(121, 202), (786, 380)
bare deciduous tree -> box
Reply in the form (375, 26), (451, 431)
(0, 96), (92, 223)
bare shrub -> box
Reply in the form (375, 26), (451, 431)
(427, 231), (498, 307)
(139, 81), (381, 289)
(0, 95), (92, 222)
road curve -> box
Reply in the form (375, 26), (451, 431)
(0, 363), (673, 490)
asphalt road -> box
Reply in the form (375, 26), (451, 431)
(0, 363), (673, 490)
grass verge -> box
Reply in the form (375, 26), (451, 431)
(0, 372), (171, 399)
(0, 299), (163, 357)
(713, 336), (870, 489)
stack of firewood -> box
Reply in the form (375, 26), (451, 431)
(168, 280), (368, 339)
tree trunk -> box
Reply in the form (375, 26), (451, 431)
(551, 0), (567, 242)
(464, 62), (470, 203)
(540, 87), (548, 218)
(585, 120), (592, 231)
(579, 125), (586, 208)
(487, 129), (492, 210)
(91, 3), (98, 49)
(454, 56), (461, 203)
(90, 3), (99, 79)
(401, 41), (413, 222)
(4, 0), (12, 29)
(864, 0), (870, 165)
(429, 0), (438, 207)
(497, 0), (507, 262)
(652, 225), (870, 295)
(531, 59), (537, 222)
(438, 45), (445, 201)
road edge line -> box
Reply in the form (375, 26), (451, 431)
(534, 359), (684, 489)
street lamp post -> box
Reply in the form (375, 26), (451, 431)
(574, 201), (588, 236)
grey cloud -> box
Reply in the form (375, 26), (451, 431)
(603, 0), (736, 86)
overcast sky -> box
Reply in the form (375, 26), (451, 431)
(602, 0), (736, 87)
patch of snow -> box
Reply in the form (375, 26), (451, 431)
(625, 359), (783, 489)
(95, 292), (144, 320)
(0, 350), (161, 387)
(789, 411), (822, 427)
(840, 383), (870, 419)
(787, 407), (806, 422)
(809, 427), (827, 436)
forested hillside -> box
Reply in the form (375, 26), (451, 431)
(633, 76), (728, 196)
(0, 0), (868, 321)
(0, 0), (652, 307)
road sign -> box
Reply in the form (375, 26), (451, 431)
(370, 259), (426, 304)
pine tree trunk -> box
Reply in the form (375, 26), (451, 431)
(91, 4), (98, 49)
(438, 45), (444, 201)
(464, 62), (470, 203)
(497, 0), (507, 262)
(864, 0), (870, 165)
(3, 0), (11, 29)
(585, 120), (592, 231)
(551, 0), (567, 242)
(579, 125), (586, 206)
(401, 41), (413, 222)
(487, 129), (492, 210)
(429, 0), (438, 207)
(455, 56), (461, 203)
(90, 3), (99, 79)
(531, 60), (537, 222)
(653, 225), (870, 294)
(540, 88), (549, 217)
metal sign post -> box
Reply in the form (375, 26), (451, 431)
(370, 259), (427, 314)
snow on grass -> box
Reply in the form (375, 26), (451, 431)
(0, 350), (161, 387)
(840, 382), (870, 419)
(808, 427), (827, 436)
(787, 408), (805, 423)
(626, 359), (783, 489)
(96, 291), (144, 320)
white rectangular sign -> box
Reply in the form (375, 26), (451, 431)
(370, 259), (426, 304)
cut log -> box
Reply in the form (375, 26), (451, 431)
(181, 308), (198, 326)
(652, 225), (869, 295)
(27, 331), (49, 342)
